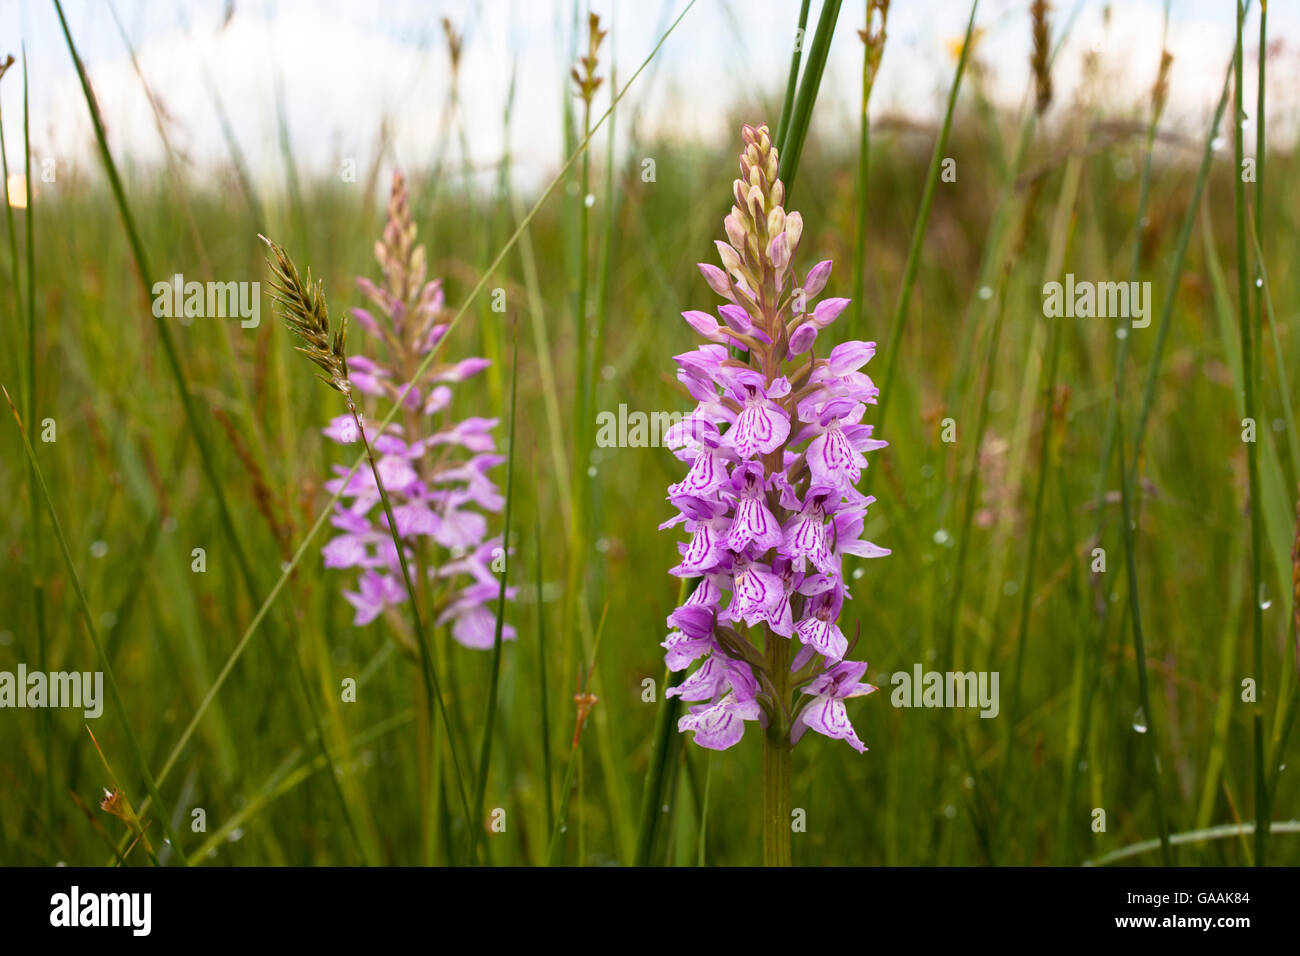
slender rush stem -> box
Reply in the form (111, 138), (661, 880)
(775, 0), (842, 198)
(634, 576), (695, 866)
(850, 20), (874, 336)
(471, 338), (518, 864)
(872, 0), (978, 436)
(345, 396), (478, 862)
(1233, 0), (1268, 867)
(1116, 410), (1173, 864)
(774, 0), (810, 152)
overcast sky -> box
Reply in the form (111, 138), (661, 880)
(4, 1), (1296, 194)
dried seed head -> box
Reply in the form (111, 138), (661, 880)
(571, 12), (607, 105)
(1151, 49), (1174, 120)
(572, 691), (599, 748)
(858, 0), (891, 86)
(260, 235), (351, 396)
(1031, 0), (1053, 116)
(100, 787), (131, 822)
(441, 18), (463, 75)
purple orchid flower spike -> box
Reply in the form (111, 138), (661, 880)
(659, 124), (887, 764)
(321, 171), (511, 650)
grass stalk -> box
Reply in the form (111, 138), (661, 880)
(472, 337), (519, 863)
(3, 386), (190, 863)
(872, 0), (978, 435)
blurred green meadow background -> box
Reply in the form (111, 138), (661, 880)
(2, 0), (1299, 866)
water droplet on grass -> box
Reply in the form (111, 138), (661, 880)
(1132, 707), (1148, 734)
(1258, 584), (1272, 610)
(90, 540), (108, 558)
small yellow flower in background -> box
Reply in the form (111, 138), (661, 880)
(946, 26), (985, 63)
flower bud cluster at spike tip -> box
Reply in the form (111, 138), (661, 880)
(321, 170), (514, 649)
(661, 124), (889, 753)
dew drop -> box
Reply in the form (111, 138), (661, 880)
(1132, 707), (1148, 734)
(587, 466), (598, 478)
(1258, 584), (1272, 610)
(933, 528), (952, 546)
(89, 540), (108, 559)
(1003, 580), (1018, 597)
(1116, 326), (1128, 340)
(1255, 277), (1264, 288)
(977, 285), (993, 301)
(963, 776), (975, 789)
(584, 193), (596, 208)
(1211, 136), (1226, 151)
(943, 804), (957, 819)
